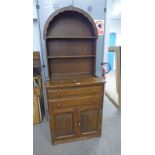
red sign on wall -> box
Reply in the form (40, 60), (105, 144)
(95, 20), (104, 35)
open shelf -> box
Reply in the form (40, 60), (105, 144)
(46, 36), (96, 39)
(45, 8), (97, 77)
(48, 55), (96, 59)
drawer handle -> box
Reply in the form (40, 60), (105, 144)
(75, 122), (80, 126)
(58, 103), (61, 107)
(93, 89), (97, 93)
(78, 122), (81, 126)
(57, 92), (60, 96)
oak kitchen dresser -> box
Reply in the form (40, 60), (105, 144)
(44, 6), (106, 145)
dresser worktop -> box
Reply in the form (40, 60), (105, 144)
(45, 76), (106, 88)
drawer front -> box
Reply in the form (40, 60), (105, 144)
(48, 95), (103, 111)
(47, 85), (103, 99)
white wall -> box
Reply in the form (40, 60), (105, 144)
(33, 21), (41, 51)
(33, 0), (41, 51)
(110, 19), (121, 46)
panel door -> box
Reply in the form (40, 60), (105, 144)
(50, 107), (77, 142)
(78, 104), (101, 136)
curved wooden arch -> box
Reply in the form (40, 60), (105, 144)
(43, 6), (98, 39)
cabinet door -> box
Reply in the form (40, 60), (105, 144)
(50, 107), (77, 143)
(78, 105), (101, 137)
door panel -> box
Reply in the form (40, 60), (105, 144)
(79, 105), (100, 136)
(80, 109), (98, 133)
(55, 112), (74, 137)
(50, 107), (77, 141)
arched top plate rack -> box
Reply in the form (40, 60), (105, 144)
(43, 6), (98, 39)
(44, 6), (98, 78)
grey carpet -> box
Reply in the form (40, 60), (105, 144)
(33, 96), (121, 155)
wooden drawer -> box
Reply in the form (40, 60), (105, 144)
(48, 95), (102, 111)
(47, 85), (103, 99)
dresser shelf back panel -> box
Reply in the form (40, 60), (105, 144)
(48, 58), (95, 76)
(47, 39), (95, 57)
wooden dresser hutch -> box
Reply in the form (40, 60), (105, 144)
(44, 7), (105, 145)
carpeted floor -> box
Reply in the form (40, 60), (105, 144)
(33, 96), (121, 155)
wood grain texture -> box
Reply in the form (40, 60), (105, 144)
(48, 58), (95, 76)
(46, 76), (105, 88)
(79, 105), (99, 136)
(47, 85), (102, 99)
(48, 95), (102, 112)
(50, 107), (77, 142)
(47, 39), (95, 57)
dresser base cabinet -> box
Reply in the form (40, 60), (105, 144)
(46, 77), (105, 145)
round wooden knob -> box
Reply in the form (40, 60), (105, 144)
(58, 103), (61, 107)
(57, 92), (60, 96)
(93, 89), (97, 93)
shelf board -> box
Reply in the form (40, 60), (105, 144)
(46, 36), (96, 39)
(48, 55), (96, 59)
